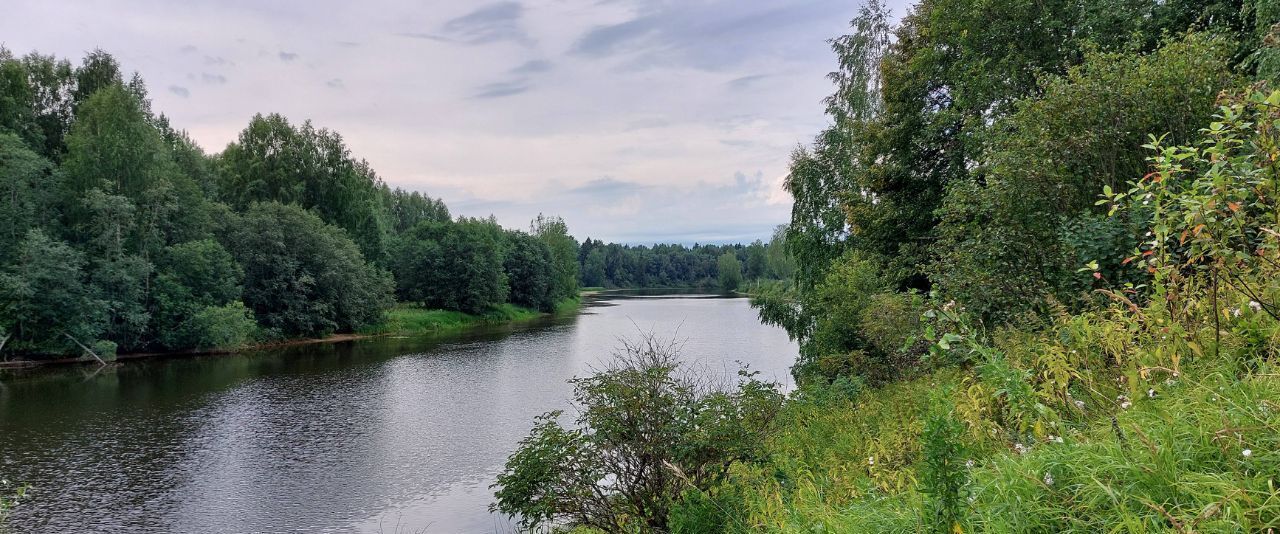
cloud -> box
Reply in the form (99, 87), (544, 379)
(727, 74), (769, 90)
(568, 177), (651, 197)
(203, 55), (229, 66)
(571, 0), (846, 71)
(168, 85), (190, 98)
(201, 72), (226, 84)
(326, 78), (344, 89)
(510, 59), (552, 75)
(336, 41), (360, 48)
(179, 44), (197, 54)
(402, 2), (530, 46)
(471, 79), (531, 99)
(278, 51), (298, 62)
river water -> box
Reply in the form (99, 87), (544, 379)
(0, 291), (797, 533)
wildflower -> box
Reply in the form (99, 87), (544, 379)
(1242, 449), (1252, 458)
(868, 456), (875, 467)
(1014, 443), (1028, 455)
(1147, 388), (1157, 399)
(1052, 435), (1064, 444)
(1165, 379), (1177, 387)
(965, 459), (975, 468)
(1121, 401), (1132, 409)
(1074, 399), (1086, 410)
(1249, 301), (1263, 312)
(1231, 307), (1241, 318)
(1043, 472), (1055, 486)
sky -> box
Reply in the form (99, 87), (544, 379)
(2, 0), (911, 244)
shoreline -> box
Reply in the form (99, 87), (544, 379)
(0, 298), (584, 370)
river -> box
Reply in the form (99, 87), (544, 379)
(0, 291), (797, 533)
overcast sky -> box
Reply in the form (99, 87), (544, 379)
(3, 0), (910, 244)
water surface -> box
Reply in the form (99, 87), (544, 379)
(0, 292), (796, 533)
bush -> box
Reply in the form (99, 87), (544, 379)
(182, 302), (257, 350)
(492, 334), (784, 532)
(227, 202), (393, 337)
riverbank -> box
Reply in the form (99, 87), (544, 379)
(0, 297), (584, 369)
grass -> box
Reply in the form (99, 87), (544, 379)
(708, 285), (1280, 533)
(360, 298), (581, 336)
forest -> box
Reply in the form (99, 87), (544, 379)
(0, 48), (582, 359)
(492, 0), (1280, 532)
(576, 227), (794, 291)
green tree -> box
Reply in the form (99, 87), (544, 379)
(150, 239), (252, 350)
(493, 334), (783, 532)
(932, 34), (1235, 324)
(0, 133), (55, 258)
(217, 114), (390, 262)
(717, 251), (743, 292)
(532, 214), (579, 300)
(390, 218), (508, 314)
(582, 248), (607, 288)
(0, 229), (103, 355)
(744, 240), (768, 280)
(227, 202), (393, 337)
(504, 230), (555, 311)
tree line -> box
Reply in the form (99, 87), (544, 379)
(0, 48), (578, 360)
(577, 225), (795, 292)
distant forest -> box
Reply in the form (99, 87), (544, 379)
(576, 228), (793, 290)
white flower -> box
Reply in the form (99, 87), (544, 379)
(1014, 443), (1028, 455)
(966, 459), (975, 468)
(1147, 388), (1157, 399)
(1121, 401), (1132, 409)
(1043, 472), (1055, 486)
(1074, 399), (1086, 410)
(1250, 301), (1263, 312)
(1052, 435), (1064, 444)
(1231, 307), (1241, 317)
(1242, 449), (1253, 458)
(868, 456), (875, 466)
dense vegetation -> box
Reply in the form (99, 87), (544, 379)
(0, 48), (578, 360)
(577, 227), (795, 291)
(496, 0), (1280, 531)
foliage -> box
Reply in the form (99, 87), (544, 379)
(390, 218), (508, 315)
(532, 214), (580, 302)
(0, 133), (54, 258)
(919, 391), (969, 533)
(932, 34), (1235, 325)
(577, 238), (786, 289)
(0, 229), (103, 355)
(717, 250), (743, 292)
(492, 334), (784, 532)
(503, 230), (556, 312)
(228, 202), (393, 338)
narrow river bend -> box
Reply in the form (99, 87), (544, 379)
(0, 291), (797, 533)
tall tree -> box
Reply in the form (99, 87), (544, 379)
(532, 214), (579, 301)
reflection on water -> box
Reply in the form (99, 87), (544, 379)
(0, 293), (797, 533)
